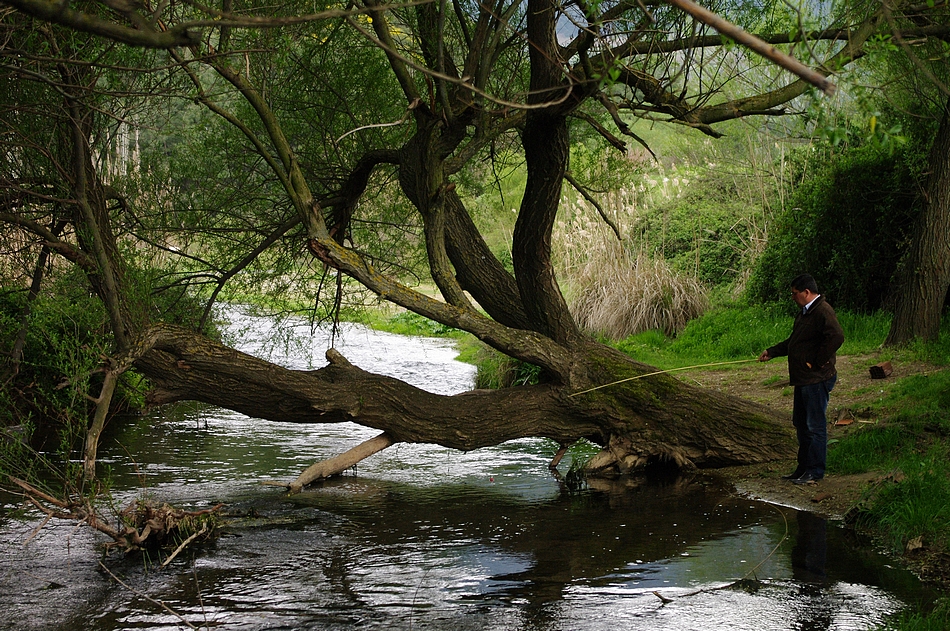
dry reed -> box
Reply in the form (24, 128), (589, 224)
(568, 245), (708, 338)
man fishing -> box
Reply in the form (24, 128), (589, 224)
(758, 274), (845, 485)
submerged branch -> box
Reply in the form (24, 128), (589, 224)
(288, 432), (395, 493)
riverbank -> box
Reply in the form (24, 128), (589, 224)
(688, 354), (950, 593)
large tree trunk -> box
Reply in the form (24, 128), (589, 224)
(132, 324), (794, 483)
(886, 95), (950, 345)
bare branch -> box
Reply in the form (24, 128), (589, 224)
(564, 172), (623, 242)
(288, 431), (395, 493)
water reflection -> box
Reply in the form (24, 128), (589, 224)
(793, 511), (829, 585)
(13, 470), (913, 631)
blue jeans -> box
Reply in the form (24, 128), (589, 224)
(792, 375), (836, 477)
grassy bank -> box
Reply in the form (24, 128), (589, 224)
(613, 307), (950, 629)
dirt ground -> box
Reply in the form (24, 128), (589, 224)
(685, 353), (937, 518)
(688, 353), (950, 589)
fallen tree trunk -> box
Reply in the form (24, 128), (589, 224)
(132, 324), (794, 486)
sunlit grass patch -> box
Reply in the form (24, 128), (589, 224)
(664, 304), (789, 360)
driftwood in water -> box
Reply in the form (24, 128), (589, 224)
(9, 477), (223, 554)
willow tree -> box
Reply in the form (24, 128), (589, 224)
(3, 0), (948, 488)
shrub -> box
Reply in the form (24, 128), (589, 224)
(746, 143), (923, 312)
(0, 273), (112, 431)
(634, 175), (767, 288)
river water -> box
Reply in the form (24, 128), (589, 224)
(0, 309), (937, 630)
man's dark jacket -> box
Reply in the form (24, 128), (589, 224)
(766, 295), (845, 386)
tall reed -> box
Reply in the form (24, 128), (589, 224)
(566, 240), (709, 338)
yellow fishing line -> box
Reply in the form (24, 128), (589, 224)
(568, 358), (760, 397)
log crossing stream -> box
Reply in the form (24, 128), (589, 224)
(0, 308), (938, 630)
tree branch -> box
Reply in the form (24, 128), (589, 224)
(1, 0), (200, 48)
(663, 0), (837, 94)
(288, 432), (395, 493)
(565, 172), (623, 242)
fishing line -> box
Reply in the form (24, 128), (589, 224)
(568, 358), (760, 397)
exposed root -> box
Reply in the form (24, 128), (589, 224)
(585, 434), (700, 478)
(111, 499), (223, 552)
(549, 442), (571, 470)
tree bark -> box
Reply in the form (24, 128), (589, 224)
(886, 95), (950, 345)
(511, 0), (584, 347)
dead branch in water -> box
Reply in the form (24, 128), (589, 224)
(99, 562), (200, 629)
(8, 476), (224, 553)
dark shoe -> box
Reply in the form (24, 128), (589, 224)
(792, 471), (824, 485)
(782, 469), (804, 480)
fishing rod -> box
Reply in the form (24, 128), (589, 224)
(568, 358), (760, 397)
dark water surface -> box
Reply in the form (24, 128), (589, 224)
(0, 310), (936, 630)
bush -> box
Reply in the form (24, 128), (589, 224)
(747, 143), (924, 312)
(634, 175), (765, 288)
(460, 340), (542, 389)
(1, 262), (217, 432)
(0, 274), (112, 431)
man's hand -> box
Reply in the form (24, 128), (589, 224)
(758, 350), (771, 362)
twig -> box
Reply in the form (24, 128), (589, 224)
(192, 563), (208, 625)
(564, 172), (623, 242)
(161, 524), (209, 568)
(9, 477), (69, 508)
(336, 99), (418, 144)
(21, 513), (53, 546)
(98, 561), (198, 629)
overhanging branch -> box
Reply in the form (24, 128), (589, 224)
(663, 0), (837, 94)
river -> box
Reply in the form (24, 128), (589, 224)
(0, 308), (937, 630)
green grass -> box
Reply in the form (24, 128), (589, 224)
(876, 598), (950, 631)
(826, 368), (950, 583)
(827, 425), (911, 474)
(363, 310), (464, 338)
(609, 304), (894, 368)
(664, 304), (790, 360)
(873, 449), (950, 547)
